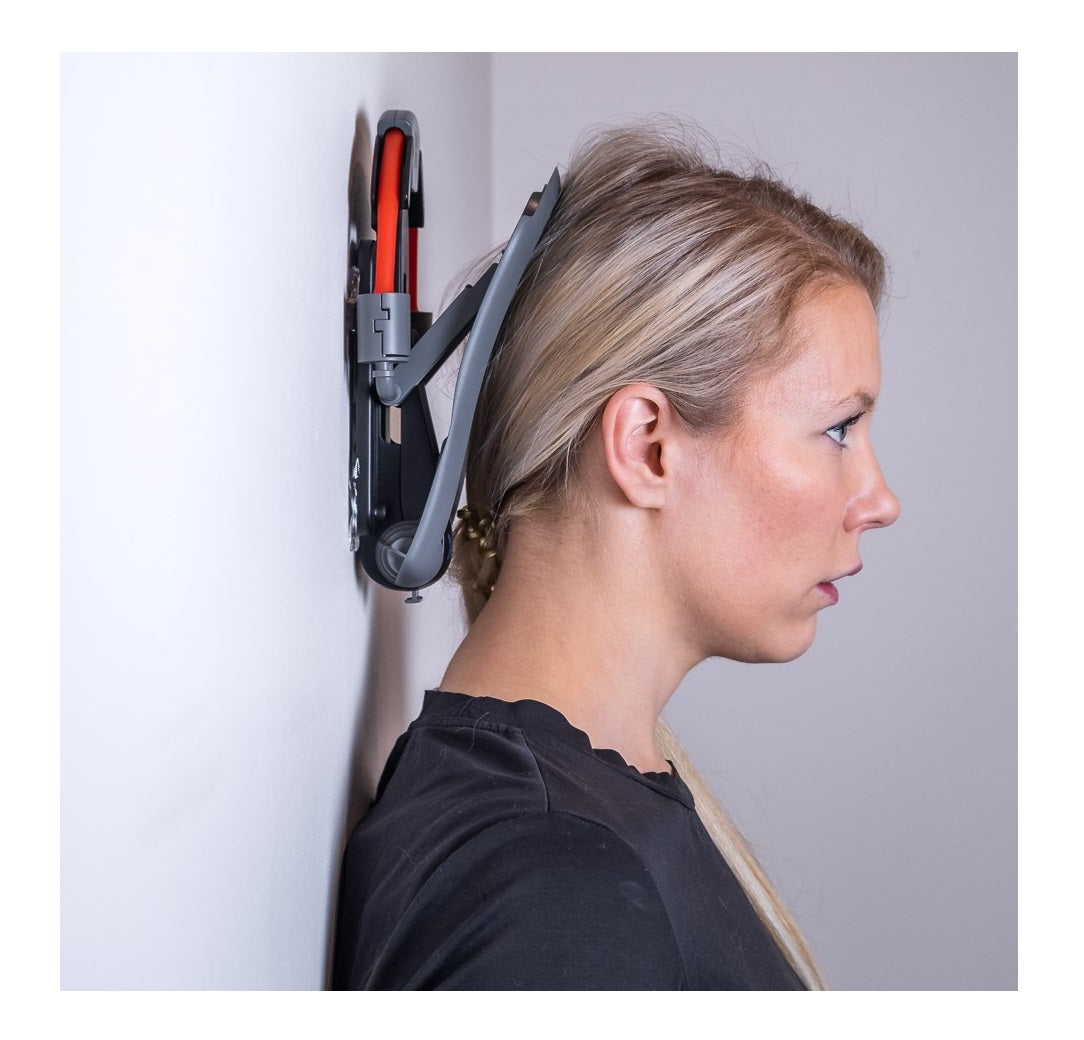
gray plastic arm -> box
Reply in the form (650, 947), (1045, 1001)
(391, 167), (561, 590)
(369, 265), (497, 407)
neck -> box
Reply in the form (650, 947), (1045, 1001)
(440, 513), (697, 774)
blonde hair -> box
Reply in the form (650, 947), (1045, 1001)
(453, 123), (885, 989)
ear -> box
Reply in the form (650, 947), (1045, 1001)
(600, 383), (681, 510)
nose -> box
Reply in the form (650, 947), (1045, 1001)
(845, 449), (900, 533)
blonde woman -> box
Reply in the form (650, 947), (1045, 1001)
(332, 123), (899, 990)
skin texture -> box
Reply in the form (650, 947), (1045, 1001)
(441, 283), (899, 773)
(662, 282), (900, 665)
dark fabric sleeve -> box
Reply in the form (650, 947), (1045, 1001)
(361, 811), (686, 990)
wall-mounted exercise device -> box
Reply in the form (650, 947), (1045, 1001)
(347, 110), (560, 601)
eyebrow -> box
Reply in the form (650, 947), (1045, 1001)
(833, 390), (877, 411)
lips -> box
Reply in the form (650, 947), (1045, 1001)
(832, 562), (863, 581)
(816, 581), (839, 605)
(817, 563), (862, 606)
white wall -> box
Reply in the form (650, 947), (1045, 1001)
(491, 53), (1017, 990)
(60, 53), (486, 989)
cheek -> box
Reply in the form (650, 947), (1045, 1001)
(725, 455), (837, 570)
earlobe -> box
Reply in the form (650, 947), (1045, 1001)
(601, 384), (675, 510)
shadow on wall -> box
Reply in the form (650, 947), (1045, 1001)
(345, 570), (410, 824)
(323, 110), (413, 988)
(325, 576), (409, 988)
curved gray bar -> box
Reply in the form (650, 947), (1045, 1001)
(392, 167), (561, 591)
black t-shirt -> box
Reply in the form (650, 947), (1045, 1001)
(332, 689), (804, 990)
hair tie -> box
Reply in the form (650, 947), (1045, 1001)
(456, 505), (500, 560)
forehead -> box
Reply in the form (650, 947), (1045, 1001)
(754, 283), (882, 412)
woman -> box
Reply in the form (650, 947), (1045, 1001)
(332, 123), (900, 990)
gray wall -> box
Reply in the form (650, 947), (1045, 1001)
(492, 53), (1017, 990)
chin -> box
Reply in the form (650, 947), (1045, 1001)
(716, 621), (817, 665)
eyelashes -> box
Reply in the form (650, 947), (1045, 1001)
(825, 411), (866, 446)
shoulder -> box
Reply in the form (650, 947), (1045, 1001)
(365, 811), (686, 990)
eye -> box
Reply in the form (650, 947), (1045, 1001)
(825, 411), (865, 446)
